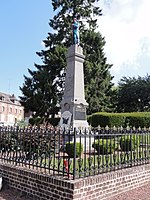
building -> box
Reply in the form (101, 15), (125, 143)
(0, 92), (24, 126)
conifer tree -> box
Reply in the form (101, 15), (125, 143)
(20, 0), (114, 120)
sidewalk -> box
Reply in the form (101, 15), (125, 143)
(0, 186), (32, 200)
(107, 182), (150, 200)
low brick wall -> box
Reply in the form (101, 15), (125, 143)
(0, 162), (150, 200)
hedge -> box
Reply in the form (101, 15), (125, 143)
(90, 112), (125, 127)
(89, 112), (150, 128)
(125, 115), (150, 128)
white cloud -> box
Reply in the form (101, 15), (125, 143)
(96, 0), (150, 84)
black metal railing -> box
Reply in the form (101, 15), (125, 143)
(0, 126), (150, 179)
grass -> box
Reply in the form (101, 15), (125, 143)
(28, 145), (150, 178)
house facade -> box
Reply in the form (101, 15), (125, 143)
(0, 92), (24, 126)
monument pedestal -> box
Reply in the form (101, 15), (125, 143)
(60, 45), (89, 130)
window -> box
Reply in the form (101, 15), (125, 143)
(10, 108), (12, 113)
(2, 106), (5, 112)
(0, 96), (5, 101)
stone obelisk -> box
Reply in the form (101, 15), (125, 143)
(60, 44), (89, 130)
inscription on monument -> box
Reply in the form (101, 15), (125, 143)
(74, 104), (86, 120)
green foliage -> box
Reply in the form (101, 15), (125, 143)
(116, 75), (150, 112)
(20, 0), (114, 120)
(109, 86), (119, 112)
(91, 112), (125, 127)
(48, 118), (60, 126)
(87, 115), (92, 125)
(29, 117), (60, 126)
(29, 117), (43, 126)
(126, 113), (150, 128)
(90, 112), (150, 128)
(120, 135), (140, 152)
(16, 120), (28, 128)
(0, 132), (19, 152)
(20, 131), (59, 160)
(50, 0), (102, 47)
(0, 129), (60, 160)
(82, 31), (114, 114)
(20, 45), (65, 119)
(92, 139), (117, 155)
(65, 142), (83, 158)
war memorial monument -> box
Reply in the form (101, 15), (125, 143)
(60, 17), (89, 130)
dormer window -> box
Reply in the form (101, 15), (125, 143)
(10, 94), (16, 104)
(0, 96), (5, 101)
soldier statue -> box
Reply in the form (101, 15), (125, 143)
(72, 17), (80, 45)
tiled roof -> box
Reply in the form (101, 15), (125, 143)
(0, 92), (22, 106)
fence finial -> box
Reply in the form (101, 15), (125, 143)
(105, 125), (109, 130)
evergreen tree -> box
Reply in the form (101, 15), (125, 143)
(116, 75), (150, 112)
(82, 30), (113, 114)
(20, 0), (114, 120)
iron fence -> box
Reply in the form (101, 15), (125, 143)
(0, 126), (150, 180)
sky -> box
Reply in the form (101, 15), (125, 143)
(97, 0), (150, 84)
(0, 1), (52, 97)
(0, 0), (150, 98)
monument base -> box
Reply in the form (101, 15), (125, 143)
(72, 120), (89, 131)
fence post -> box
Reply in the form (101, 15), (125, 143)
(73, 128), (76, 180)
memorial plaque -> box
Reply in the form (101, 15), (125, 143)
(74, 105), (86, 120)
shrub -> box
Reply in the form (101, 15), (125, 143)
(29, 117), (43, 126)
(65, 142), (83, 158)
(90, 112), (150, 128)
(120, 135), (140, 152)
(91, 112), (125, 127)
(87, 115), (92, 125)
(0, 132), (19, 152)
(92, 139), (117, 155)
(20, 131), (59, 160)
(125, 115), (150, 128)
(16, 120), (28, 128)
(48, 118), (60, 126)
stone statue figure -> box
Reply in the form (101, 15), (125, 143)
(73, 17), (80, 45)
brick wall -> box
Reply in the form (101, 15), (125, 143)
(0, 162), (150, 200)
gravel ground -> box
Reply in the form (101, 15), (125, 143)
(0, 182), (150, 200)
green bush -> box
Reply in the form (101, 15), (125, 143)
(29, 117), (60, 126)
(0, 131), (19, 152)
(92, 139), (117, 155)
(125, 115), (150, 128)
(29, 117), (43, 125)
(65, 142), (83, 158)
(90, 112), (150, 128)
(19, 131), (59, 160)
(91, 112), (125, 127)
(120, 135), (140, 152)
(48, 118), (60, 126)
(87, 115), (92, 125)
(16, 120), (28, 128)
